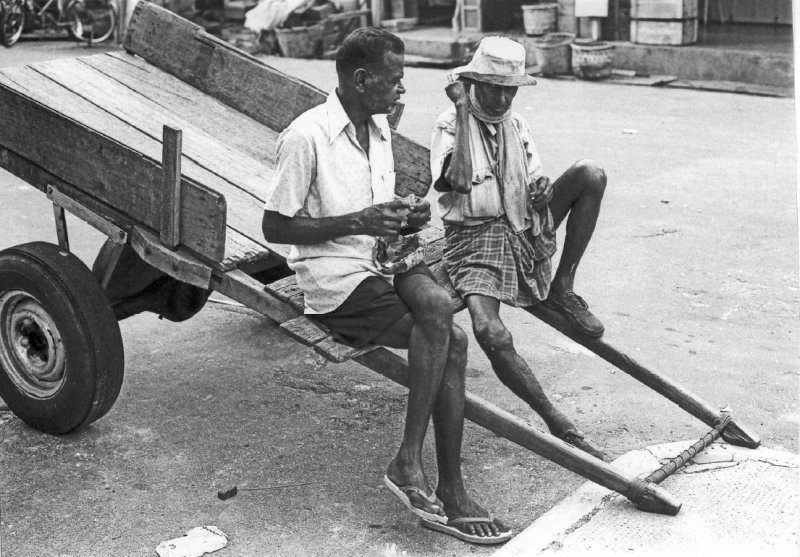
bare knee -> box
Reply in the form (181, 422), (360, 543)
(573, 159), (607, 196)
(412, 286), (453, 331)
(449, 323), (468, 354)
(473, 317), (514, 356)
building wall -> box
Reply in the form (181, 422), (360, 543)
(705, 0), (791, 24)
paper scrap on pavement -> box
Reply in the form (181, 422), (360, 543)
(156, 526), (228, 557)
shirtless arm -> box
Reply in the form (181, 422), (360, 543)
(438, 78), (473, 194)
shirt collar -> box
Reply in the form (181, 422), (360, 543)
(326, 89), (391, 144)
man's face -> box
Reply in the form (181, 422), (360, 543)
(362, 51), (406, 115)
(474, 82), (518, 117)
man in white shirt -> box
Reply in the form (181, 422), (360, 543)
(263, 28), (511, 545)
(431, 37), (606, 460)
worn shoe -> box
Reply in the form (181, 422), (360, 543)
(560, 430), (606, 461)
(544, 291), (604, 337)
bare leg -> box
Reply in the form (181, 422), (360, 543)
(432, 324), (507, 538)
(466, 294), (605, 460)
(466, 295), (573, 435)
(544, 159), (607, 337)
(374, 274), (453, 507)
(378, 274), (508, 539)
(548, 159), (607, 294)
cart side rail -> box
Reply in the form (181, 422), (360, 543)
(0, 81), (227, 263)
(123, 1), (432, 199)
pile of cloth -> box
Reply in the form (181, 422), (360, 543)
(245, 0), (334, 32)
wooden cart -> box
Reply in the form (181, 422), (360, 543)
(0, 2), (759, 518)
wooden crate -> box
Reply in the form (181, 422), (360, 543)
(631, 0), (697, 19)
(630, 18), (697, 45)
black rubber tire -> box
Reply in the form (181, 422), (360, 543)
(65, 0), (116, 43)
(0, 242), (124, 434)
(0, 0), (25, 47)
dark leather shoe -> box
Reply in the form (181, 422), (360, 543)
(544, 291), (604, 337)
(560, 430), (606, 461)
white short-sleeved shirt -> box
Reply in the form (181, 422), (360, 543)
(264, 90), (395, 314)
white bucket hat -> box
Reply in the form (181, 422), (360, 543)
(452, 36), (537, 87)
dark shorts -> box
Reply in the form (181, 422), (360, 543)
(309, 263), (436, 347)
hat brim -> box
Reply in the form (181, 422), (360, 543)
(453, 70), (537, 87)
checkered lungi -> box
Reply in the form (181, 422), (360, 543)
(443, 217), (557, 307)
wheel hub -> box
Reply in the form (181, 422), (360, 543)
(0, 291), (66, 398)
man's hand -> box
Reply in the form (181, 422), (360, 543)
(356, 199), (413, 236)
(406, 198), (431, 227)
(445, 73), (471, 108)
(529, 175), (553, 210)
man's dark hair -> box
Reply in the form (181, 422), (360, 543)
(335, 27), (404, 77)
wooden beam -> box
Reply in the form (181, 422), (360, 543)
(52, 204), (70, 251)
(526, 303), (761, 449)
(130, 226), (212, 288)
(160, 125), (182, 249)
(47, 185), (128, 245)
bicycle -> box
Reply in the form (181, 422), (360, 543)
(1, 0), (116, 47)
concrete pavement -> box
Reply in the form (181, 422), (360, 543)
(0, 47), (797, 556)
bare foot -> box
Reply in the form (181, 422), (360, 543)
(435, 484), (509, 539)
(386, 457), (444, 518)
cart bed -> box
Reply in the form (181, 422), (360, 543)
(0, 51), (284, 270)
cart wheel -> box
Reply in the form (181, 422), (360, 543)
(0, 242), (124, 434)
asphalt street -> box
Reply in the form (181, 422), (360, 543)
(0, 40), (797, 557)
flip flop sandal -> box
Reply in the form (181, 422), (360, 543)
(383, 475), (447, 524)
(420, 515), (513, 545)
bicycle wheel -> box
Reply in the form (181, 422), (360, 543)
(65, 0), (115, 43)
(0, 0), (25, 47)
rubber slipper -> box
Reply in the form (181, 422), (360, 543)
(383, 475), (447, 524)
(420, 515), (513, 545)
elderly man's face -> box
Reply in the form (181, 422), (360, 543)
(474, 82), (518, 117)
(362, 51), (406, 115)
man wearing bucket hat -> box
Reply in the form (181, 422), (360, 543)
(430, 36), (607, 461)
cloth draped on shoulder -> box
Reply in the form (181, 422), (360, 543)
(437, 89), (558, 306)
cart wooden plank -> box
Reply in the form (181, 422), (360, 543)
(0, 72), (226, 263)
(84, 52), (277, 166)
(123, 2), (432, 199)
(0, 142), (266, 271)
(35, 57), (274, 204)
(0, 63), (284, 268)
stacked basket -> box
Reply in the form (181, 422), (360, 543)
(275, 24), (324, 58)
(533, 32), (575, 76)
(570, 39), (615, 80)
(521, 3), (559, 36)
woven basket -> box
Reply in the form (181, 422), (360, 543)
(521, 3), (558, 36)
(534, 32), (575, 76)
(570, 40), (614, 80)
(275, 24), (323, 58)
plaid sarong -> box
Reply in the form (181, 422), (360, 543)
(444, 217), (557, 307)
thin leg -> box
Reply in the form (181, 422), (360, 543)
(548, 159), (606, 294)
(375, 274), (453, 506)
(466, 294), (574, 435)
(433, 324), (508, 539)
